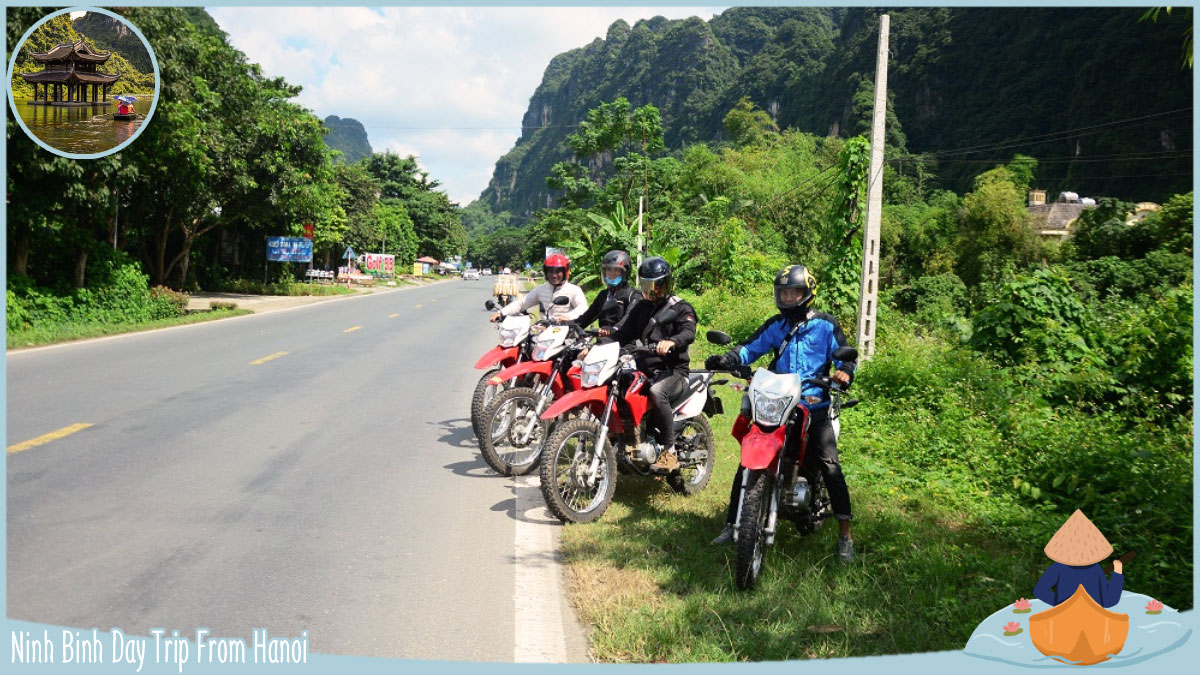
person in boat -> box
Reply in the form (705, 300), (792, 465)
(116, 99), (131, 115)
(1033, 509), (1125, 608)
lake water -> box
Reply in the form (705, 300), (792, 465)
(12, 97), (149, 155)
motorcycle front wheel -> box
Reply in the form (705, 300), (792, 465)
(735, 469), (775, 591)
(471, 367), (502, 439)
(667, 416), (715, 495)
(539, 418), (617, 524)
(479, 386), (547, 476)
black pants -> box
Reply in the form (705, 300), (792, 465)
(647, 371), (688, 448)
(724, 407), (852, 524)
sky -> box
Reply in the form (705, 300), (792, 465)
(207, 6), (723, 205)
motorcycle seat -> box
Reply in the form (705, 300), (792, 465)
(669, 374), (706, 407)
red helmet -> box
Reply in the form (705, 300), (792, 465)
(544, 253), (570, 283)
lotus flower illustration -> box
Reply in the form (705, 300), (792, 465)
(1003, 621), (1023, 636)
(1013, 598), (1032, 613)
(1145, 599), (1164, 615)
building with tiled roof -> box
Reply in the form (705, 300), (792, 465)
(20, 40), (121, 106)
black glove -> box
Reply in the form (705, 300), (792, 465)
(706, 350), (740, 371)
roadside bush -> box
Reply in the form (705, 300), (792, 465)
(969, 267), (1095, 365)
(149, 285), (189, 318)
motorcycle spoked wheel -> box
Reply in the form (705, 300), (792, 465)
(735, 469), (776, 591)
(539, 418), (617, 524)
(471, 367), (502, 439)
(479, 387), (548, 476)
(666, 416), (715, 495)
(471, 369), (541, 440)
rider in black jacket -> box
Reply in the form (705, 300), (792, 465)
(608, 257), (697, 471)
(573, 250), (643, 335)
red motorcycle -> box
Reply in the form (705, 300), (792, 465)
(536, 335), (727, 524)
(477, 321), (592, 475)
(708, 330), (858, 590)
(471, 300), (536, 439)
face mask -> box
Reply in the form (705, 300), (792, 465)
(605, 276), (622, 287)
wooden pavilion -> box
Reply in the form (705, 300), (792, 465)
(19, 40), (121, 106)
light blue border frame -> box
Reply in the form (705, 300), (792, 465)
(5, 6), (161, 159)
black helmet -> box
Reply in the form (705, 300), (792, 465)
(601, 250), (632, 287)
(774, 264), (816, 319)
(638, 256), (673, 302)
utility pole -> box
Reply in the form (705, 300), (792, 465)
(856, 13), (889, 361)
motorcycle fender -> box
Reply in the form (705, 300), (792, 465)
(488, 359), (553, 385)
(541, 386), (608, 420)
(475, 345), (518, 370)
(740, 424), (786, 471)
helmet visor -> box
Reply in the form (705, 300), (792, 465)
(639, 277), (669, 301)
(601, 265), (624, 281)
(775, 286), (808, 310)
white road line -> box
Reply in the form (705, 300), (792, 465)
(513, 474), (568, 663)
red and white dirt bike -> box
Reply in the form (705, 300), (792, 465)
(536, 334), (729, 524)
(471, 300), (535, 439)
(708, 330), (859, 590)
(477, 321), (593, 475)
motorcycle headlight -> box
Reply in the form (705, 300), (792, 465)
(582, 360), (608, 388)
(498, 328), (519, 346)
(752, 390), (791, 427)
(532, 345), (549, 361)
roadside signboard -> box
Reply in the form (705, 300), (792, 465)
(267, 236), (313, 262)
(361, 253), (395, 277)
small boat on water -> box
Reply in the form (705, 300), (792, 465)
(113, 113), (137, 120)
(1029, 585), (1128, 665)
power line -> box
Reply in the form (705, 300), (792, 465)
(912, 107), (1193, 160)
(890, 150), (1193, 165)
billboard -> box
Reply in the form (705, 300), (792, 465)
(360, 253), (395, 277)
(266, 236), (313, 262)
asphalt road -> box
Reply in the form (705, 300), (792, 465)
(6, 280), (587, 661)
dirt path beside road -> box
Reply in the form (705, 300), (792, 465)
(186, 277), (451, 314)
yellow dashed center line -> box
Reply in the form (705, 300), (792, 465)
(251, 351), (288, 365)
(414, 304), (423, 309)
(389, 313), (399, 318)
(432, 299), (439, 302)
(8, 423), (94, 454)
(344, 326), (362, 333)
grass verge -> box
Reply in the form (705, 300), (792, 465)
(7, 307), (252, 349)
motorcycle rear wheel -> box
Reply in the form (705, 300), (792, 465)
(735, 469), (774, 591)
(539, 418), (617, 524)
(666, 416), (715, 495)
(479, 387), (547, 476)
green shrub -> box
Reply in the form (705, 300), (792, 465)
(149, 285), (189, 318)
(969, 267), (1096, 365)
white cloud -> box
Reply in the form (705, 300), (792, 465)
(208, 6), (721, 204)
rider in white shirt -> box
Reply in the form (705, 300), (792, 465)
(490, 253), (587, 323)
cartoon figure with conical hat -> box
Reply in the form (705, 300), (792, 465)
(1033, 509), (1125, 608)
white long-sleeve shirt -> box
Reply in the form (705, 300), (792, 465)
(500, 282), (587, 322)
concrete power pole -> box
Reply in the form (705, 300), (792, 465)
(856, 14), (889, 361)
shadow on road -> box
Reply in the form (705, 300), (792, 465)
(433, 417), (476, 449)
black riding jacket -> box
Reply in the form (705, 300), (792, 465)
(574, 284), (643, 331)
(610, 295), (698, 376)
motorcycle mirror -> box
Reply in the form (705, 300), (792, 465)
(553, 295), (571, 306)
(485, 300), (497, 310)
(842, 399), (859, 409)
(832, 346), (858, 362)
(706, 330), (733, 345)
(655, 309), (679, 325)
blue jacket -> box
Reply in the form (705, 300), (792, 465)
(736, 311), (856, 400)
(1033, 562), (1124, 608)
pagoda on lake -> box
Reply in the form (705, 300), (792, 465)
(19, 40), (121, 106)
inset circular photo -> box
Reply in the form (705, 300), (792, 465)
(7, 7), (159, 158)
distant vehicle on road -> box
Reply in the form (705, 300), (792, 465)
(463, 268), (480, 280)
(482, 268), (492, 276)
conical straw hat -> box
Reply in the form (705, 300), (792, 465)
(1044, 510), (1113, 566)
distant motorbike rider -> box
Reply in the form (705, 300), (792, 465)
(573, 250), (643, 336)
(705, 264), (858, 563)
(608, 256), (697, 471)
(491, 253), (587, 323)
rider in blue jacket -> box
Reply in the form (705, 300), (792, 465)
(706, 264), (858, 562)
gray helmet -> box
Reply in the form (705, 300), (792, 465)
(601, 250), (632, 286)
